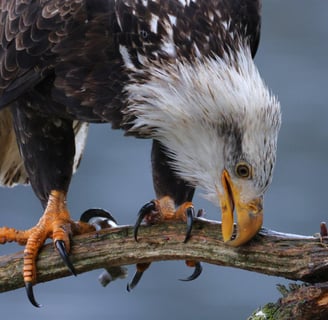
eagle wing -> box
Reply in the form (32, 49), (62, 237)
(0, 107), (88, 186)
(0, 0), (101, 187)
(0, 0), (128, 126)
(0, 0), (261, 118)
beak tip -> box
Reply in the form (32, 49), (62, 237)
(223, 211), (263, 247)
(219, 169), (264, 247)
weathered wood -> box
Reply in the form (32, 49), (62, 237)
(0, 218), (328, 294)
(248, 283), (328, 320)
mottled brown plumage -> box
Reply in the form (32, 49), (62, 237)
(0, 0), (260, 125)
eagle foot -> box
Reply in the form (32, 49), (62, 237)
(133, 196), (195, 242)
(128, 196), (202, 290)
(0, 190), (101, 307)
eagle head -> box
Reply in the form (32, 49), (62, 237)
(126, 46), (281, 246)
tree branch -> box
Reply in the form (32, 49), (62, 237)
(1, 218), (328, 318)
(1, 218), (327, 290)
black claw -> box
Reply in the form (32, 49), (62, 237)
(184, 206), (195, 243)
(179, 262), (203, 282)
(55, 240), (76, 276)
(25, 282), (41, 308)
(126, 271), (144, 292)
(80, 208), (118, 225)
(134, 201), (156, 242)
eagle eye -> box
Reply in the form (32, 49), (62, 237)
(235, 162), (252, 179)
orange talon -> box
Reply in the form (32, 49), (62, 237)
(130, 196), (199, 290)
(21, 190), (74, 285)
(0, 189), (96, 306)
(134, 196), (195, 241)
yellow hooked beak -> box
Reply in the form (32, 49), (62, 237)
(219, 169), (263, 246)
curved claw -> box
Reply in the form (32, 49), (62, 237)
(80, 208), (117, 225)
(126, 271), (144, 292)
(80, 208), (118, 231)
(179, 262), (203, 282)
(55, 240), (76, 276)
(133, 201), (156, 242)
(25, 282), (41, 308)
(184, 206), (195, 243)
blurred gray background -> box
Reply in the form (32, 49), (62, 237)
(1, 0), (328, 319)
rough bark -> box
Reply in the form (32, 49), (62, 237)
(248, 283), (328, 320)
(0, 218), (328, 318)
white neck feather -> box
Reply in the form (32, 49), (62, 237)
(125, 47), (280, 203)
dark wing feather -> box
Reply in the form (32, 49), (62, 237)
(0, 0), (80, 108)
(225, 0), (261, 57)
(51, 0), (127, 125)
(0, 107), (88, 186)
(0, 0), (128, 126)
(0, 0), (261, 123)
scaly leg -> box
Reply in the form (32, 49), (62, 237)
(0, 190), (95, 307)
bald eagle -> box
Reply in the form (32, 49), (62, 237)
(0, 0), (281, 307)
